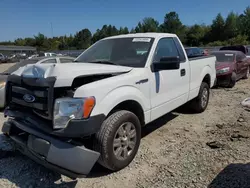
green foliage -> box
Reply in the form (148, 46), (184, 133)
(228, 35), (249, 45)
(74, 28), (92, 49)
(160, 12), (186, 42)
(186, 24), (207, 46)
(135, 17), (159, 32)
(206, 41), (228, 47)
(210, 13), (225, 41)
(224, 12), (239, 40)
(0, 6), (250, 51)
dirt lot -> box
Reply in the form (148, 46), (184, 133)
(0, 63), (250, 188)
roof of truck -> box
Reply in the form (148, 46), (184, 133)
(104, 33), (177, 40)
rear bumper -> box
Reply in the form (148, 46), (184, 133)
(2, 119), (100, 178)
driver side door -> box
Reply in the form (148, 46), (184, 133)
(150, 37), (189, 121)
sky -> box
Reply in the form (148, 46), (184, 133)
(0, 0), (249, 41)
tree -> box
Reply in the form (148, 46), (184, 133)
(238, 7), (250, 40)
(14, 38), (26, 46)
(25, 38), (36, 46)
(228, 35), (249, 45)
(74, 28), (92, 49)
(34, 33), (48, 51)
(0, 41), (14, 45)
(119, 27), (129, 34)
(160, 12), (186, 42)
(130, 28), (136, 33)
(210, 13), (225, 42)
(135, 17), (159, 32)
(1, 6), (250, 50)
(92, 25), (119, 43)
(186, 24), (207, 46)
(224, 12), (239, 40)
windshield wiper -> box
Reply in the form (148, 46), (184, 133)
(89, 60), (117, 65)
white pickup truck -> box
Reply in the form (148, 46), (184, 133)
(3, 33), (216, 178)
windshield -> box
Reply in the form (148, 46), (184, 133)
(2, 59), (38, 74)
(212, 52), (235, 63)
(75, 37), (154, 67)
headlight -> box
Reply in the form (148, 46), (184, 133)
(217, 67), (230, 74)
(53, 97), (95, 129)
(0, 82), (6, 89)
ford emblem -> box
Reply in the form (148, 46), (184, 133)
(23, 94), (35, 103)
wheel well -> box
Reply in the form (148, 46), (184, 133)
(108, 100), (145, 126)
(202, 74), (211, 87)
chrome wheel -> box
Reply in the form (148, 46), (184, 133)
(201, 88), (208, 108)
(113, 122), (137, 160)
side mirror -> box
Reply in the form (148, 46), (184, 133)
(152, 56), (180, 72)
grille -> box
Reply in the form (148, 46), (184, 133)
(11, 85), (49, 117)
(6, 75), (56, 120)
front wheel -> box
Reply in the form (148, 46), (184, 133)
(94, 110), (141, 171)
(243, 66), (250, 79)
(191, 82), (210, 113)
(228, 72), (236, 88)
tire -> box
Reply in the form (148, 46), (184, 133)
(228, 72), (236, 88)
(243, 66), (249, 79)
(94, 110), (141, 171)
(191, 82), (210, 113)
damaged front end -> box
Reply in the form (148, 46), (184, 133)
(2, 73), (101, 178)
(2, 63), (131, 178)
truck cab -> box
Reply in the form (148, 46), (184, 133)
(2, 33), (216, 178)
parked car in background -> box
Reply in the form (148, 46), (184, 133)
(211, 50), (250, 88)
(220, 45), (249, 55)
(185, 47), (204, 58)
(0, 56), (75, 108)
(3, 33), (216, 178)
(27, 54), (39, 59)
(38, 52), (58, 57)
(0, 53), (8, 63)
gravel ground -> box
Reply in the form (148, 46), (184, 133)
(1, 63), (250, 187)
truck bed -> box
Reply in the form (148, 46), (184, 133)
(188, 55), (216, 100)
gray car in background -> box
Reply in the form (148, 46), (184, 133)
(0, 56), (75, 108)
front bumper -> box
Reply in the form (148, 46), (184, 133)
(216, 74), (231, 86)
(2, 119), (100, 178)
(4, 109), (105, 138)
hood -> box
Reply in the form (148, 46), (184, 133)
(216, 62), (233, 70)
(12, 62), (133, 87)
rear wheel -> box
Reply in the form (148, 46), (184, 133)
(94, 110), (141, 171)
(228, 72), (236, 88)
(191, 82), (210, 113)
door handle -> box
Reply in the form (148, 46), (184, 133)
(180, 69), (186, 76)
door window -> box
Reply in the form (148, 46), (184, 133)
(41, 59), (57, 64)
(60, 58), (74, 63)
(153, 38), (179, 63)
